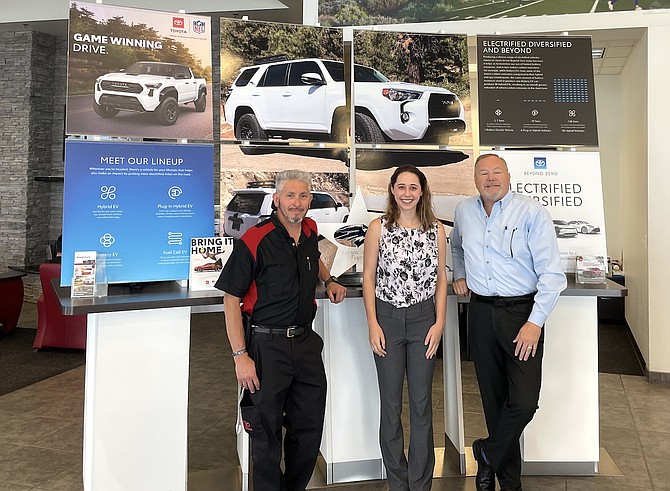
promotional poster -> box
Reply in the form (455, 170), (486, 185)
(66, 1), (213, 139)
(478, 36), (598, 147)
(61, 140), (214, 285)
(500, 150), (607, 272)
(189, 236), (234, 291)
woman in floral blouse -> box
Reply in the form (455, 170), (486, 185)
(362, 165), (447, 491)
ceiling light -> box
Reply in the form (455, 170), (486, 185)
(592, 48), (605, 59)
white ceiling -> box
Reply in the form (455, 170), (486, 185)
(584, 28), (645, 75)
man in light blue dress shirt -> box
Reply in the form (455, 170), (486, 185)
(450, 153), (566, 491)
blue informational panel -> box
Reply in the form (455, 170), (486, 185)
(61, 140), (214, 285)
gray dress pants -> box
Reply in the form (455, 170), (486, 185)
(374, 297), (437, 491)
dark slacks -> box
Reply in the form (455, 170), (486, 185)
(247, 329), (327, 491)
(468, 296), (544, 488)
(374, 297), (437, 491)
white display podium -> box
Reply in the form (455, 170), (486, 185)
(83, 307), (191, 490)
(55, 276), (624, 489)
(313, 277), (625, 483)
(314, 297), (384, 484)
(55, 281), (224, 491)
(442, 294), (603, 475)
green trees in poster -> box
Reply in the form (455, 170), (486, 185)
(219, 19), (468, 98)
(355, 31), (469, 96)
(68, 3), (211, 95)
(220, 20), (343, 89)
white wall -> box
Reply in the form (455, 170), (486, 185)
(646, 25), (670, 375)
(619, 31), (649, 365)
(594, 75), (622, 260)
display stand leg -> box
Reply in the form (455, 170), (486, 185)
(316, 298), (384, 484)
(443, 295), (466, 473)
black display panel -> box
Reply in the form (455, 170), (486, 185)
(477, 36), (598, 147)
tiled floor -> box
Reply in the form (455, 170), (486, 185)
(2, 307), (670, 490)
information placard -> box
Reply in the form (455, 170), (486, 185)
(500, 150), (607, 272)
(61, 140), (214, 285)
(477, 36), (598, 147)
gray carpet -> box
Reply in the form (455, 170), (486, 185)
(598, 322), (645, 376)
(0, 328), (85, 396)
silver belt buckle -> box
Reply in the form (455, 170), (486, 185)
(286, 327), (298, 338)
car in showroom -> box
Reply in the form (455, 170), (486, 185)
(224, 57), (466, 144)
(553, 220), (578, 238)
(223, 186), (349, 239)
(568, 220), (600, 234)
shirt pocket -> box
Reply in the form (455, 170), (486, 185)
(500, 227), (518, 259)
(265, 264), (297, 301)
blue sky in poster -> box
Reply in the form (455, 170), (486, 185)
(61, 140), (214, 286)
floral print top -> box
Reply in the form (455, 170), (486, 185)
(375, 217), (439, 308)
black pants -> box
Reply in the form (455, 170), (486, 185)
(468, 296), (543, 487)
(247, 329), (327, 491)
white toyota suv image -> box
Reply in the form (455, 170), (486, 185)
(224, 57), (466, 144)
(94, 62), (208, 125)
(223, 186), (349, 239)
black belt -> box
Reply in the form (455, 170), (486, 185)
(471, 292), (536, 307)
(251, 325), (307, 338)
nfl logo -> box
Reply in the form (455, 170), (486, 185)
(193, 20), (206, 34)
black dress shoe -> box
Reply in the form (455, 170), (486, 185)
(472, 439), (495, 491)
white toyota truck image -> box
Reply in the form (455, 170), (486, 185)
(94, 61), (207, 125)
(224, 57), (466, 143)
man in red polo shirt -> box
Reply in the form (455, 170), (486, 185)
(216, 169), (346, 491)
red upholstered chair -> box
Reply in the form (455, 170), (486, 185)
(0, 273), (24, 334)
(33, 262), (87, 350)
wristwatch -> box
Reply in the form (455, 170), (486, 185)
(324, 275), (339, 287)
